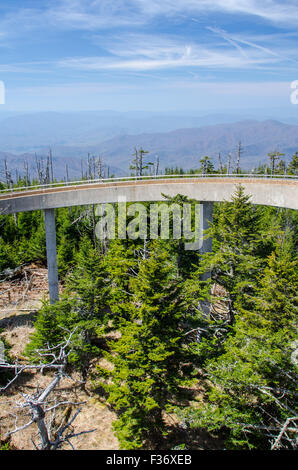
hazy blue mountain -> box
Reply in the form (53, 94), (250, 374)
(1, 119), (298, 180)
(96, 119), (298, 171)
(2, 110), (297, 155)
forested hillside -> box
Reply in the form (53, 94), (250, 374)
(0, 164), (297, 449)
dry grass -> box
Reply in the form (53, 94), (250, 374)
(0, 368), (119, 450)
(0, 274), (119, 450)
(1, 325), (35, 359)
(0, 264), (64, 317)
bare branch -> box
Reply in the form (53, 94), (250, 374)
(271, 417), (298, 450)
(1, 328), (95, 450)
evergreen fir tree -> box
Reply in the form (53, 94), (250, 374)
(183, 238), (298, 449)
(199, 156), (215, 175)
(25, 296), (104, 373)
(104, 239), (138, 324)
(26, 237), (110, 372)
(96, 242), (199, 449)
(201, 185), (275, 317)
(66, 235), (110, 319)
(251, 237), (297, 331)
(287, 151), (298, 175)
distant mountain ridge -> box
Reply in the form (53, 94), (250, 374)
(0, 110), (253, 153)
(1, 119), (298, 179)
(86, 119), (298, 170)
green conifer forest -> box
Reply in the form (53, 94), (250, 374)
(0, 166), (297, 450)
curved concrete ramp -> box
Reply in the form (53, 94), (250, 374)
(0, 177), (297, 214)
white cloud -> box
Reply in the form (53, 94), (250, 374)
(59, 53), (276, 72)
(2, 0), (298, 37)
(136, 0), (298, 26)
(58, 32), (289, 73)
(1, 28), (296, 77)
(46, 0), (143, 30)
(0, 63), (50, 73)
(45, 0), (298, 30)
(207, 27), (298, 65)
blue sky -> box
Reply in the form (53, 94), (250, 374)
(0, 0), (298, 114)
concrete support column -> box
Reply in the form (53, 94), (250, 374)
(44, 208), (59, 304)
(199, 201), (214, 254)
(199, 202), (214, 281)
(197, 202), (214, 318)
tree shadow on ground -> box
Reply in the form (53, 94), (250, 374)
(0, 311), (38, 330)
(162, 423), (225, 450)
(145, 422), (225, 450)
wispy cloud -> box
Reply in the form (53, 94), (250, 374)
(58, 55), (277, 72)
(58, 31), (293, 73)
(136, 0), (298, 26)
(44, 0), (298, 29)
(47, 0), (143, 30)
(1, 29), (294, 75)
(2, 0), (298, 37)
(207, 27), (298, 65)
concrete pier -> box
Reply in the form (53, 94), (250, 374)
(199, 202), (214, 282)
(184, 201), (214, 254)
(44, 208), (59, 304)
(198, 202), (214, 317)
(199, 202), (214, 255)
